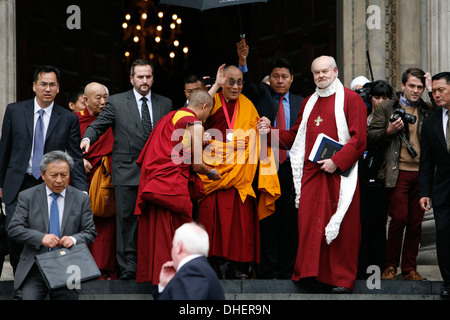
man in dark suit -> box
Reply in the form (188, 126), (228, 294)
(237, 40), (304, 279)
(154, 222), (225, 300)
(0, 65), (88, 278)
(7, 151), (96, 300)
(81, 59), (172, 280)
(419, 71), (450, 297)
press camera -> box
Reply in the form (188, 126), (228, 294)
(389, 107), (417, 125)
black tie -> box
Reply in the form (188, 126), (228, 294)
(141, 97), (152, 138)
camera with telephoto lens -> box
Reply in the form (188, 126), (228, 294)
(389, 107), (417, 125)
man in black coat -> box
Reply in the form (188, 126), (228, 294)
(419, 71), (450, 296)
(0, 65), (88, 279)
(154, 222), (225, 300)
(237, 40), (304, 279)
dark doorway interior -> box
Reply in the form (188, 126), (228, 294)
(16, 0), (336, 108)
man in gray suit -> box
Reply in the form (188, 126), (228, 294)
(7, 151), (96, 300)
(80, 59), (172, 280)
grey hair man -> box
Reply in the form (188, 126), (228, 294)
(154, 223), (225, 300)
(7, 150), (96, 300)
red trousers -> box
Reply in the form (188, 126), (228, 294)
(385, 170), (424, 272)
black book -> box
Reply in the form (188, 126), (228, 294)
(308, 133), (351, 177)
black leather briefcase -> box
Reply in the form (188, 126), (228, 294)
(35, 243), (100, 290)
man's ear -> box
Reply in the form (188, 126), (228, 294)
(175, 240), (183, 255)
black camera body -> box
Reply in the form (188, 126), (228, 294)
(355, 86), (371, 104)
(390, 107), (417, 125)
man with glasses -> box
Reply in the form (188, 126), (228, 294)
(198, 65), (280, 280)
(0, 65), (87, 298)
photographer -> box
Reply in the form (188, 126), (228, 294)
(368, 68), (438, 281)
(357, 80), (394, 279)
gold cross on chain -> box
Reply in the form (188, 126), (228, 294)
(315, 116), (323, 127)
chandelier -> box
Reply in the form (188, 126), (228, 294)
(122, 0), (189, 74)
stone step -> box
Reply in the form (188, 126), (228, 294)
(0, 278), (448, 300)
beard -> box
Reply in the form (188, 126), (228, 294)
(315, 78), (335, 89)
(136, 84), (151, 96)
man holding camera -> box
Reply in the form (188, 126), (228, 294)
(368, 68), (438, 281)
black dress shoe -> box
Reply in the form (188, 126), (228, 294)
(12, 289), (22, 300)
(331, 287), (352, 294)
(441, 283), (450, 297)
(119, 272), (136, 280)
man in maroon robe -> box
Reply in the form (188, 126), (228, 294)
(135, 90), (220, 285)
(259, 56), (367, 293)
(77, 82), (116, 279)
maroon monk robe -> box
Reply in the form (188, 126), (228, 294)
(199, 93), (259, 264)
(77, 109), (116, 274)
(277, 88), (366, 290)
(135, 108), (201, 285)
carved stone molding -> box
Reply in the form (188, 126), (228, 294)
(385, 0), (397, 88)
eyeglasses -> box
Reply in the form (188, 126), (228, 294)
(36, 82), (58, 89)
(227, 79), (244, 87)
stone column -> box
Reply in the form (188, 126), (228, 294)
(338, 0), (368, 87)
(395, 0), (422, 88)
(0, 0), (16, 130)
(425, 0), (450, 75)
(338, 0), (390, 87)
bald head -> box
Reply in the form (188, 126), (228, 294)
(189, 89), (213, 108)
(187, 89), (214, 122)
(84, 82), (108, 116)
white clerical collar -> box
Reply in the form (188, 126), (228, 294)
(316, 79), (338, 98)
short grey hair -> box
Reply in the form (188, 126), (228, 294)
(311, 55), (338, 73)
(173, 222), (209, 257)
(189, 89), (213, 109)
(39, 151), (74, 173)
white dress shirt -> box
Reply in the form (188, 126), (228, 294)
(443, 108), (449, 141)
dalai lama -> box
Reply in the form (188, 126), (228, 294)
(199, 66), (280, 280)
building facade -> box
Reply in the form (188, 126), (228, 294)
(0, 0), (448, 271)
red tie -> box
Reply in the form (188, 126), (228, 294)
(276, 96), (287, 164)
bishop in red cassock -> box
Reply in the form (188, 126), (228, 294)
(135, 90), (220, 285)
(260, 56), (367, 292)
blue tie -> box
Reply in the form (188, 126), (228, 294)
(32, 109), (45, 179)
(49, 193), (61, 239)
